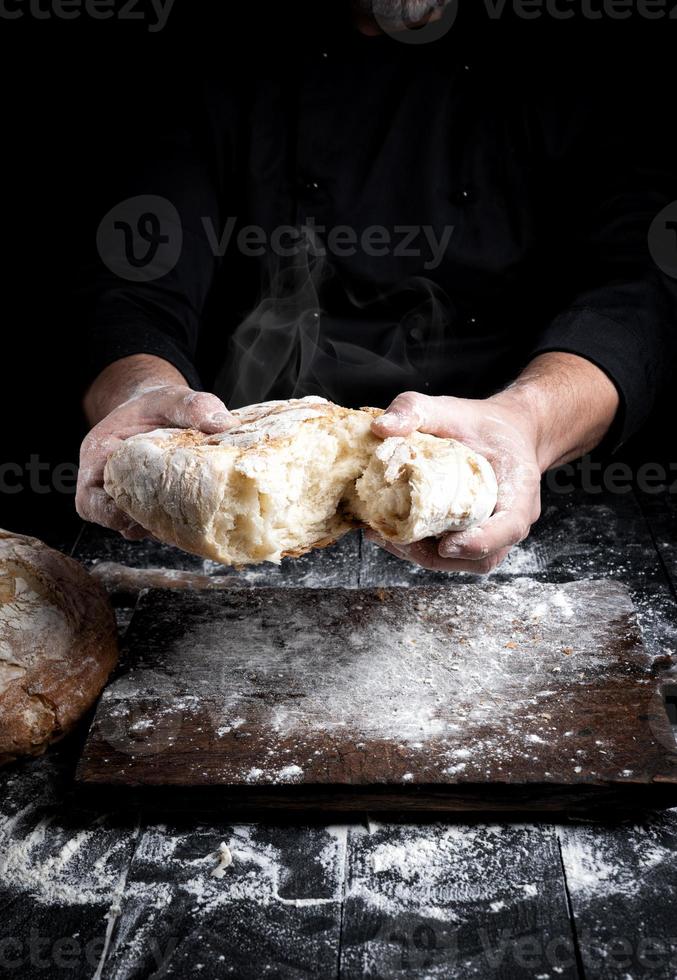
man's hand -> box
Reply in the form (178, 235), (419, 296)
(76, 356), (236, 539)
(368, 352), (619, 574)
(368, 390), (543, 573)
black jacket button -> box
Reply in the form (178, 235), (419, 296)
(452, 187), (475, 205)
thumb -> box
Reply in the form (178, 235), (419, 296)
(371, 391), (429, 438)
(153, 389), (237, 434)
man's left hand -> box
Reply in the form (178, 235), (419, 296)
(367, 353), (619, 574)
(368, 390), (543, 574)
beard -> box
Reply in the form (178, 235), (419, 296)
(354, 0), (451, 27)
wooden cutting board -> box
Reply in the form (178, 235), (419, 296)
(76, 579), (677, 811)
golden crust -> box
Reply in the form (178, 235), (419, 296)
(0, 531), (118, 766)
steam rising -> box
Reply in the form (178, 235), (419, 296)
(215, 247), (453, 410)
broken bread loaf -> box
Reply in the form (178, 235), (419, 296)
(103, 396), (497, 566)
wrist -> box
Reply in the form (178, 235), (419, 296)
(491, 352), (620, 472)
(489, 379), (555, 473)
(84, 355), (189, 426)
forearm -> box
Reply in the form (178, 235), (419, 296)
(83, 355), (189, 427)
(491, 352), (620, 471)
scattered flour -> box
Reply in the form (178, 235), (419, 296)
(104, 577), (651, 786)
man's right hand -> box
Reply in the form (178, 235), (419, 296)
(76, 380), (236, 539)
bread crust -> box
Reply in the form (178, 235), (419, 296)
(0, 530), (118, 766)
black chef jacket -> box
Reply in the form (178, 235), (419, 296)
(81, 3), (677, 447)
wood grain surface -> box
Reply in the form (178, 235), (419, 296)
(2, 485), (677, 978)
(77, 574), (677, 811)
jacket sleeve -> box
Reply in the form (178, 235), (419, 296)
(529, 79), (677, 449)
(77, 77), (228, 392)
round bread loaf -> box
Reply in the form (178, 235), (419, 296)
(104, 396), (498, 566)
(0, 529), (118, 765)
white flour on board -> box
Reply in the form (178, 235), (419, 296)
(101, 577), (655, 783)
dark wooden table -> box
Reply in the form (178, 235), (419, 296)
(2, 483), (677, 979)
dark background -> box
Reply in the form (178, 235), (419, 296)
(0, 0), (675, 547)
